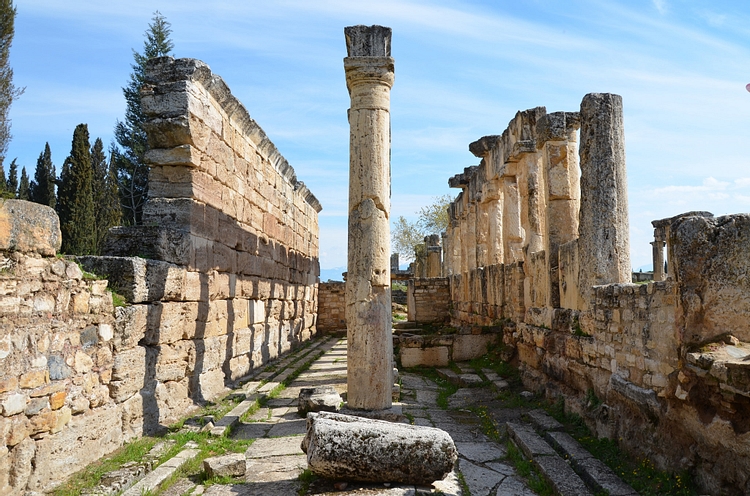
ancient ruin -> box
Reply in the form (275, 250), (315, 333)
(1, 21), (749, 496)
(343, 25), (395, 411)
(0, 55), (321, 493)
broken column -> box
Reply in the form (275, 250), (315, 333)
(577, 93), (630, 308)
(425, 234), (442, 278)
(344, 25), (394, 411)
(302, 412), (457, 485)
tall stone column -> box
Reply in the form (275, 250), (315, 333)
(577, 93), (630, 308)
(344, 25), (394, 411)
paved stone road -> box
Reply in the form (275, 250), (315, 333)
(203, 337), (537, 496)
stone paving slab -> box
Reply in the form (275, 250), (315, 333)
(456, 442), (506, 463)
(459, 459), (507, 496)
(266, 418), (307, 437)
(245, 435), (304, 458)
(527, 408), (563, 431)
(245, 454), (307, 482)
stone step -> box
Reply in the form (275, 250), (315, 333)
(121, 444), (200, 496)
(507, 421), (593, 496)
(211, 337), (339, 436)
(545, 431), (638, 496)
(509, 415), (638, 496)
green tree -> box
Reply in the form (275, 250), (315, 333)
(114, 11), (174, 225)
(17, 165), (28, 199)
(0, 0), (24, 168)
(57, 124), (96, 254)
(5, 156), (16, 194)
(391, 195), (452, 262)
(91, 138), (121, 253)
(0, 161), (8, 198)
(30, 142), (56, 208)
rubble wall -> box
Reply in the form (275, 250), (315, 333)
(443, 93), (750, 494)
(0, 200), (123, 494)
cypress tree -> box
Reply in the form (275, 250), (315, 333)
(30, 142), (56, 208)
(115, 11), (174, 225)
(91, 137), (121, 253)
(0, 163), (7, 197)
(17, 165), (28, 200)
(57, 124), (96, 254)
(6, 156), (16, 195)
(0, 0), (24, 167)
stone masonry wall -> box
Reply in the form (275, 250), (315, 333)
(442, 94), (750, 494)
(406, 278), (450, 324)
(0, 57), (322, 494)
(100, 56), (321, 422)
(317, 282), (346, 333)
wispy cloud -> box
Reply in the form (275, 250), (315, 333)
(653, 0), (668, 15)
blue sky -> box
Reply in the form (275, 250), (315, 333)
(6, 0), (750, 272)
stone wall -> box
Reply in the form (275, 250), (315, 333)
(317, 282), (346, 333)
(406, 278), (450, 324)
(442, 93), (750, 494)
(0, 56), (322, 494)
(0, 200), (123, 494)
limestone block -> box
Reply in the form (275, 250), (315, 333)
(248, 299), (266, 324)
(303, 411), (456, 485)
(154, 380), (193, 424)
(400, 346), (450, 368)
(453, 334), (499, 362)
(298, 386), (342, 415)
(194, 369), (226, 401)
(1, 393), (27, 417)
(113, 305), (147, 351)
(0, 199), (61, 256)
(144, 144), (201, 169)
(109, 347), (149, 403)
(144, 301), (200, 345)
(203, 453), (246, 478)
(29, 406), (123, 492)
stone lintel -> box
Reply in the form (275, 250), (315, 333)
(344, 25), (392, 57)
(652, 211), (713, 229)
(536, 111), (580, 146)
(468, 135), (501, 158)
(507, 140), (537, 162)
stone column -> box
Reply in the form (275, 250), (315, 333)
(577, 93), (630, 308)
(344, 25), (394, 411)
(538, 111), (581, 308)
(651, 224), (667, 282)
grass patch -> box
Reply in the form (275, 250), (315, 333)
(506, 441), (554, 496)
(393, 313), (407, 321)
(469, 405), (501, 442)
(51, 437), (158, 496)
(298, 468), (318, 495)
(109, 289), (127, 307)
(404, 366), (458, 409)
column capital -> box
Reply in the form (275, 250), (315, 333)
(344, 57), (395, 94)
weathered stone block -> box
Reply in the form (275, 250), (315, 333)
(203, 453), (246, 478)
(0, 200), (61, 256)
(28, 406), (123, 492)
(400, 346), (449, 368)
(298, 386), (342, 415)
(302, 411), (456, 485)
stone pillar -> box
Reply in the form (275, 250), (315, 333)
(344, 25), (394, 411)
(577, 93), (630, 308)
(425, 234), (442, 278)
(503, 177), (524, 262)
(538, 111), (581, 308)
(390, 253), (399, 273)
(651, 224), (667, 282)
